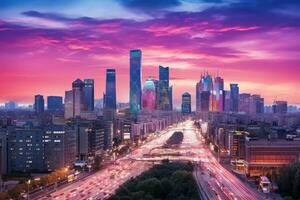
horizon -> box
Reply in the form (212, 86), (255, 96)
(1, 0), (300, 107)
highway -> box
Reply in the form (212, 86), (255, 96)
(39, 124), (180, 200)
(39, 120), (266, 200)
(132, 120), (266, 200)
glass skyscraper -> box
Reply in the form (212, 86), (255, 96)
(159, 66), (169, 87)
(72, 79), (85, 117)
(105, 69), (117, 110)
(83, 79), (94, 111)
(129, 49), (142, 115)
(47, 96), (63, 111)
(157, 65), (172, 110)
(181, 92), (191, 114)
(142, 78), (156, 111)
(230, 83), (239, 112)
(34, 94), (44, 114)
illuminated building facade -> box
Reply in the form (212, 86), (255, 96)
(181, 92), (191, 114)
(142, 78), (156, 111)
(105, 69), (117, 110)
(129, 49), (142, 115)
(244, 139), (300, 176)
(230, 83), (239, 112)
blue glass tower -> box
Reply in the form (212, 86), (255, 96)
(105, 69), (117, 110)
(230, 83), (239, 112)
(159, 66), (169, 87)
(47, 96), (63, 111)
(34, 94), (44, 114)
(83, 79), (94, 111)
(129, 49), (142, 115)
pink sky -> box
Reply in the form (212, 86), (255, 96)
(0, 1), (300, 107)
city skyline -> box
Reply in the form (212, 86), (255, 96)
(1, 0), (300, 107)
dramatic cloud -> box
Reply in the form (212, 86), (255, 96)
(0, 0), (300, 106)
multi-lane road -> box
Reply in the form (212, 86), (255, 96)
(38, 124), (180, 200)
(39, 120), (267, 200)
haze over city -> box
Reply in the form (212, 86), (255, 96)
(1, 0), (300, 107)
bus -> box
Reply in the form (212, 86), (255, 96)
(259, 176), (271, 193)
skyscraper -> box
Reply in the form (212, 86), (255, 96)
(105, 69), (117, 110)
(159, 66), (169, 87)
(142, 78), (156, 111)
(196, 73), (213, 112)
(129, 49), (142, 115)
(249, 95), (264, 114)
(181, 92), (191, 114)
(230, 83), (239, 112)
(47, 96), (63, 111)
(239, 93), (251, 113)
(213, 76), (224, 112)
(72, 79), (86, 117)
(157, 65), (172, 111)
(34, 94), (44, 114)
(83, 79), (94, 111)
(64, 90), (73, 119)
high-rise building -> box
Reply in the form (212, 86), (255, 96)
(83, 79), (94, 111)
(224, 90), (231, 112)
(105, 69), (117, 110)
(159, 66), (169, 87)
(249, 95), (264, 114)
(64, 90), (73, 119)
(200, 91), (210, 112)
(181, 92), (191, 114)
(142, 78), (156, 111)
(239, 93), (251, 113)
(196, 73), (213, 112)
(157, 66), (172, 111)
(34, 94), (44, 114)
(72, 79), (86, 117)
(230, 83), (239, 112)
(272, 101), (288, 114)
(47, 96), (63, 111)
(213, 76), (224, 112)
(129, 49), (142, 115)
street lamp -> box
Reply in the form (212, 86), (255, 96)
(27, 179), (31, 200)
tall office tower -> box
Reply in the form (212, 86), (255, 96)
(159, 66), (169, 87)
(157, 80), (171, 110)
(224, 90), (231, 112)
(64, 90), (73, 119)
(200, 91), (210, 112)
(72, 79), (86, 117)
(214, 76), (224, 112)
(230, 83), (239, 112)
(181, 92), (191, 114)
(34, 94), (44, 114)
(249, 95), (264, 114)
(157, 65), (172, 111)
(239, 93), (251, 113)
(105, 69), (117, 110)
(142, 78), (156, 111)
(47, 96), (63, 111)
(83, 79), (94, 111)
(272, 101), (288, 114)
(196, 73), (213, 112)
(129, 49), (142, 115)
